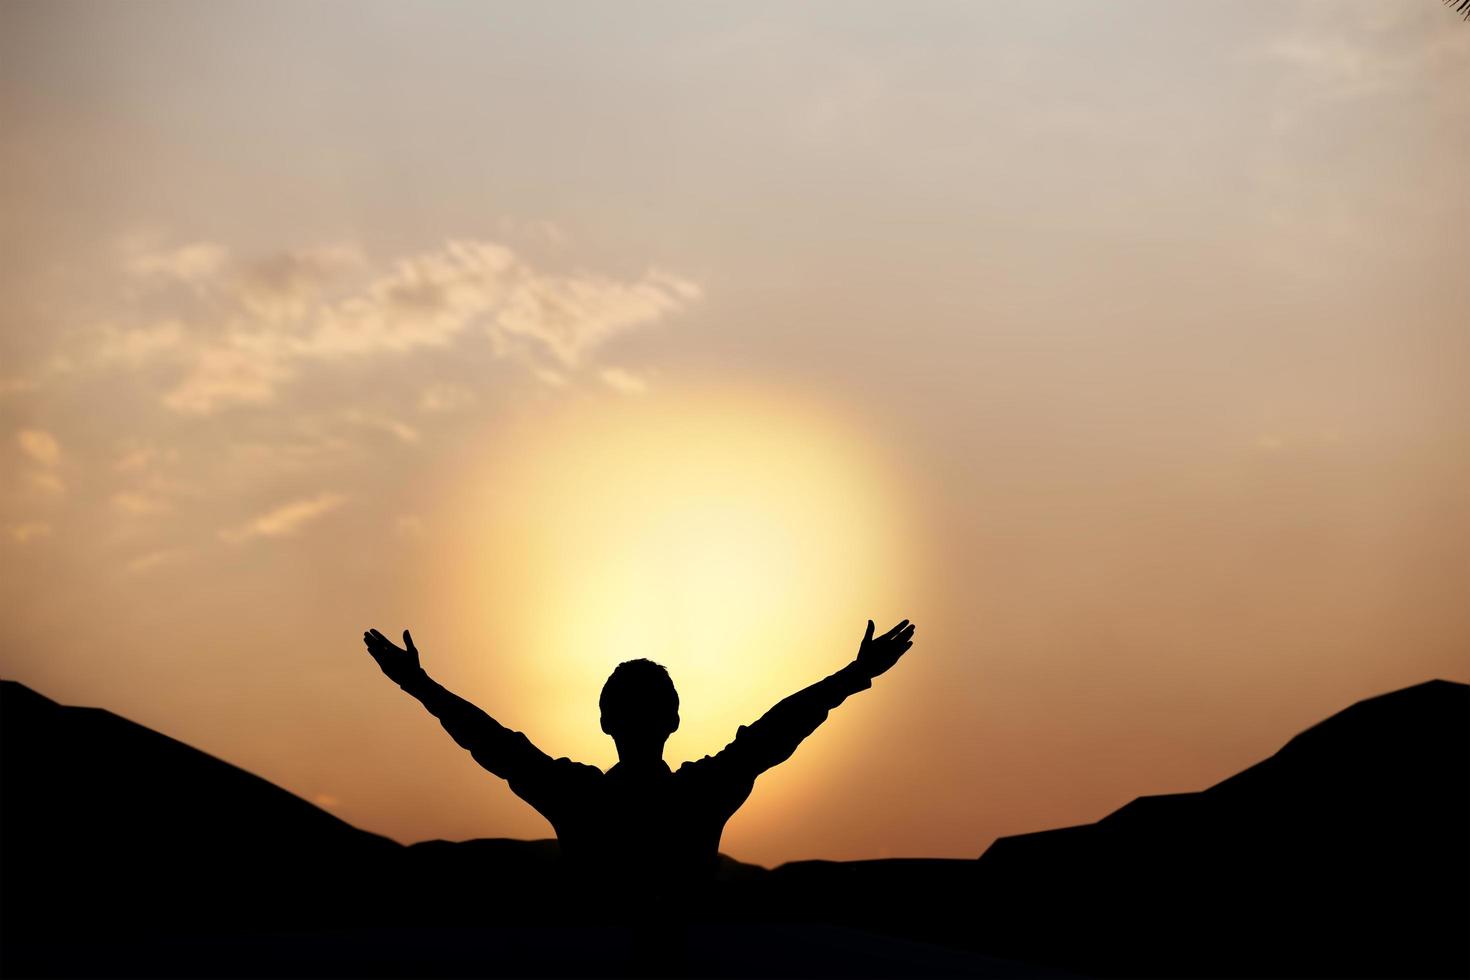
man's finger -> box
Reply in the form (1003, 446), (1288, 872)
(371, 628), (405, 653)
(403, 629), (417, 654)
(864, 620), (875, 643)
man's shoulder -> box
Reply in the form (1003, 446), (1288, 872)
(521, 755), (604, 787)
(673, 755), (717, 779)
(673, 749), (751, 784)
(674, 724), (761, 775)
(673, 752), (757, 815)
(508, 755), (602, 803)
(554, 757), (605, 778)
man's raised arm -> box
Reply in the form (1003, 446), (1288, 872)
(713, 619), (916, 778)
(362, 628), (552, 784)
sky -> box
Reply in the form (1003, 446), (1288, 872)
(1, 0), (1466, 867)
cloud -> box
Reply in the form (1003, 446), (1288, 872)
(294, 240), (534, 362)
(1255, 434), (1287, 453)
(17, 429), (61, 467)
(94, 320), (187, 368)
(418, 383), (477, 414)
(164, 342), (295, 415)
(115, 445), (181, 473)
(99, 237), (700, 414)
(109, 446), (192, 523)
(493, 268), (701, 367)
(125, 548), (189, 574)
(126, 241), (230, 286)
(1, 238), (699, 423)
(6, 521), (52, 543)
(1262, 37), (1378, 90)
(343, 411), (421, 444)
(226, 436), (355, 475)
(1255, 2), (1470, 106)
(1253, 429), (1348, 454)
(112, 491), (172, 516)
(495, 217), (569, 249)
(218, 492), (346, 544)
(27, 472), (65, 495)
(599, 367), (649, 395)
(235, 244), (365, 322)
(298, 240), (517, 359)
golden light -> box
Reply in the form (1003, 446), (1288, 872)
(427, 383), (921, 785)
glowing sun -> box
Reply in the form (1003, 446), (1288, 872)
(434, 383), (919, 769)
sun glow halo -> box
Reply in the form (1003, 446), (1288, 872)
(439, 386), (918, 773)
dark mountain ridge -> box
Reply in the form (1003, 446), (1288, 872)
(972, 678), (1470, 977)
(1, 677), (1465, 978)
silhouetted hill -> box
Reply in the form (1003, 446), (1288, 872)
(742, 681), (1468, 978)
(2, 677), (1466, 978)
(0, 679), (1046, 977)
(967, 679), (1470, 978)
(0, 682), (402, 929)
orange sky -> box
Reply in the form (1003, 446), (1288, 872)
(1, 1), (1467, 868)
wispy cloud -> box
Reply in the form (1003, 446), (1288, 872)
(5, 521), (52, 544)
(114, 445), (181, 473)
(493, 267), (701, 368)
(234, 244), (366, 322)
(0, 230), (698, 563)
(111, 491), (172, 517)
(94, 320), (187, 368)
(7, 238), (699, 426)
(95, 238), (704, 415)
(17, 429), (61, 467)
(343, 411), (421, 445)
(164, 342), (294, 415)
(418, 383), (477, 414)
(125, 241), (229, 286)
(16, 430), (65, 495)
(125, 548), (190, 574)
(27, 473), (65, 495)
(1254, 1), (1470, 106)
(225, 435), (355, 476)
(599, 367), (649, 395)
(219, 492), (347, 544)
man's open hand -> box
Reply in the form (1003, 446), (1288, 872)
(364, 628), (423, 687)
(855, 619), (915, 679)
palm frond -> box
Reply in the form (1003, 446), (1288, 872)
(1447, 0), (1470, 20)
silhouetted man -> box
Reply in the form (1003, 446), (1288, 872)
(362, 619), (915, 911)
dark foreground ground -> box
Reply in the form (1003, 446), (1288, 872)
(1, 678), (1466, 978)
(12, 924), (1076, 979)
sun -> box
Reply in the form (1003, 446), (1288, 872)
(428, 382), (919, 773)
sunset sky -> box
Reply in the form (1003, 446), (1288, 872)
(2, 1), (1466, 868)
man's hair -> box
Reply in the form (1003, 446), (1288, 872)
(600, 659), (679, 739)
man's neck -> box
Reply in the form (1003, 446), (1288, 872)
(612, 738), (667, 770)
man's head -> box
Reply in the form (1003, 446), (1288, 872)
(600, 659), (679, 750)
